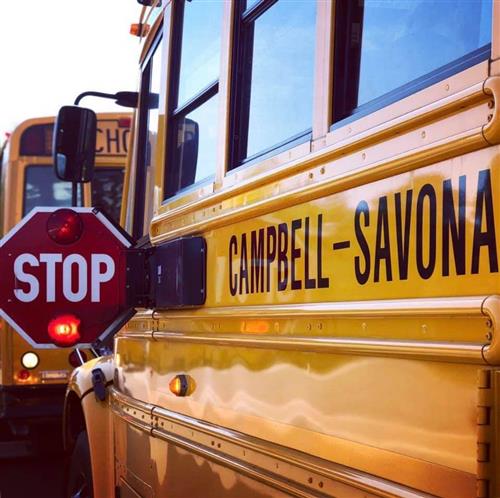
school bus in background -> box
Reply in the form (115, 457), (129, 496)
(0, 114), (129, 449)
(50, 0), (500, 497)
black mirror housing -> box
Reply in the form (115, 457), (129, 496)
(53, 106), (97, 182)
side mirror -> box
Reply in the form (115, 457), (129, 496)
(53, 106), (97, 182)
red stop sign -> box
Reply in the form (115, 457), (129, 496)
(0, 207), (132, 348)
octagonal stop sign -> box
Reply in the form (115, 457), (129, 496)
(0, 207), (132, 348)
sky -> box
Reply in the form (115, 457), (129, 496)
(0, 1), (142, 139)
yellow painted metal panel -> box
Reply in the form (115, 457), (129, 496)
(208, 148), (500, 306)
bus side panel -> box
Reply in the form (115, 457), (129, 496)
(114, 335), (477, 497)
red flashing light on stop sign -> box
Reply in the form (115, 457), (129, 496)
(47, 209), (83, 245)
(48, 314), (81, 347)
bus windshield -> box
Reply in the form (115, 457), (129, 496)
(91, 167), (125, 223)
(23, 165), (72, 215)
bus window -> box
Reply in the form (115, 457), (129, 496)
(164, 0), (223, 199)
(231, 0), (317, 166)
(131, 33), (163, 239)
(333, 0), (493, 124)
(91, 167), (124, 224)
(23, 165), (72, 215)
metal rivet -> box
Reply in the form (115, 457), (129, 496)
(488, 114), (493, 122)
(488, 100), (495, 109)
(421, 131), (426, 139)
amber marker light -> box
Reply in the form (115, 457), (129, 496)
(48, 314), (81, 347)
(169, 374), (196, 397)
(21, 351), (39, 370)
(47, 209), (83, 245)
(130, 23), (150, 37)
(241, 320), (269, 334)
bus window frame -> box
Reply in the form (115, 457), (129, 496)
(131, 29), (163, 240)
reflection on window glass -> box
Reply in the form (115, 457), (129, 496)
(239, 1), (316, 161)
(165, 0), (222, 200)
(177, 0), (223, 108)
(92, 168), (124, 224)
(167, 95), (218, 197)
(245, 0), (260, 10)
(23, 165), (72, 215)
(146, 48), (162, 170)
(334, 0), (492, 121)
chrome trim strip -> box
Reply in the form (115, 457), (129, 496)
(151, 331), (484, 364)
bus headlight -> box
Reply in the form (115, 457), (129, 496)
(21, 351), (39, 369)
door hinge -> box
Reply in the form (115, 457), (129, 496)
(125, 247), (155, 309)
(91, 368), (108, 402)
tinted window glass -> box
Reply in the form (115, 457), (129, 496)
(165, 0), (222, 200)
(23, 165), (72, 215)
(92, 168), (124, 224)
(20, 124), (54, 156)
(334, 0), (492, 122)
(132, 33), (163, 239)
(146, 48), (162, 172)
(167, 94), (218, 197)
(245, 1), (316, 159)
(177, 1), (223, 108)
(232, 0), (316, 166)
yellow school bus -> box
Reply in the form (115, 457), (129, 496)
(0, 114), (129, 448)
(57, 0), (500, 497)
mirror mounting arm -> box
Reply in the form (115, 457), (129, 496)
(74, 91), (138, 108)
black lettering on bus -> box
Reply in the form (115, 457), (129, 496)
(374, 196), (392, 282)
(442, 176), (466, 276)
(291, 219), (302, 290)
(416, 184), (437, 279)
(304, 217), (316, 289)
(229, 235), (238, 296)
(122, 129), (130, 153)
(266, 226), (277, 292)
(250, 229), (265, 293)
(354, 201), (370, 285)
(107, 129), (120, 154)
(277, 223), (288, 291)
(239, 233), (249, 294)
(472, 169), (498, 274)
(394, 190), (412, 280)
(96, 128), (104, 153)
(317, 214), (329, 288)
